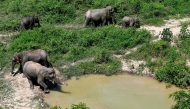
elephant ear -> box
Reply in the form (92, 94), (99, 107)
(12, 53), (19, 62)
(40, 69), (48, 78)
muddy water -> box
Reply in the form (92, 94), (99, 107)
(44, 74), (180, 109)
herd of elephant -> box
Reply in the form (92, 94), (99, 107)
(11, 6), (140, 93)
(11, 49), (65, 93)
(17, 6), (140, 30)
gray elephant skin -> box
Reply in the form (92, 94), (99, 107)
(84, 6), (115, 27)
(122, 16), (140, 28)
(11, 49), (52, 76)
(23, 61), (60, 93)
(20, 16), (41, 30)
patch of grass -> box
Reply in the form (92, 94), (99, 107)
(61, 58), (121, 79)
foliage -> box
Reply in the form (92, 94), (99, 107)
(179, 25), (190, 40)
(169, 90), (190, 109)
(93, 49), (111, 64)
(9, 25), (151, 66)
(0, 44), (8, 69)
(51, 106), (62, 109)
(127, 40), (170, 60)
(160, 28), (173, 42)
(155, 48), (190, 87)
(51, 102), (90, 109)
(125, 39), (190, 88)
(179, 36), (190, 58)
(70, 102), (90, 109)
(61, 59), (121, 78)
(2, 0), (190, 108)
(1, 0), (190, 31)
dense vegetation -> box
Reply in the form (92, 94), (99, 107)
(1, 0), (190, 32)
(1, 0), (190, 108)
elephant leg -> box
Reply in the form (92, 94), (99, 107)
(13, 64), (22, 76)
(130, 21), (134, 27)
(122, 22), (126, 28)
(29, 25), (33, 30)
(102, 20), (107, 26)
(28, 78), (34, 89)
(85, 18), (90, 27)
(21, 60), (27, 77)
(38, 80), (49, 93)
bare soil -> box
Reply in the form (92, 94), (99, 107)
(116, 17), (190, 77)
(1, 18), (190, 109)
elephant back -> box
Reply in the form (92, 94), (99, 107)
(122, 16), (132, 21)
(23, 61), (44, 72)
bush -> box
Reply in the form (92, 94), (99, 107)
(93, 49), (110, 64)
(179, 25), (190, 40)
(70, 102), (90, 109)
(169, 90), (190, 109)
(156, 48), (190, 87)
(160, 28), (173, 42)
(51, 102), (90, 109)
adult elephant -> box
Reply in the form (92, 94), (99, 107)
(20, 16), (41, 30)
(23, 61), (63, 93)
(11, 49), (52, 76)
(122, 16), (140, 28)
(84, 6), (115, 27)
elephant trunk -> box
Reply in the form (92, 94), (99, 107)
(53, 77), (67, 86)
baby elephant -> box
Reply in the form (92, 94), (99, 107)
(23, 61), (59, 93)
(122, 16), (140, 28)
(20, 16), (41, 30)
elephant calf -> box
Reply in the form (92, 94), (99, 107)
(20, 16), (41, 30)
(23, 61), (60, 93)
(122, 16), (140, 28)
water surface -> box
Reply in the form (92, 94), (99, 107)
(45, 74), (180, 109)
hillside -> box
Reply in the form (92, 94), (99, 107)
(1, 0), (190, 109)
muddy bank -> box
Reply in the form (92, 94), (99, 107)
(1, 72), (44, 109)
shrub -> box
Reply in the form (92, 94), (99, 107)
(93, 49), (110, 64)
(160, 28), (173, 42)
(169, 90), (190, 109)
(70, 102), (90, 109)
(156, 48), (190, 87)
(179, 25), (190, 40)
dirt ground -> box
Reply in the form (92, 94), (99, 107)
(1, 18), (190, 109)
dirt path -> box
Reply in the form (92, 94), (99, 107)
(118, 17), (190, 77)
(141, 18), (190, 39)
(1, 18), (190, 109)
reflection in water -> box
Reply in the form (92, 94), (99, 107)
(45, 74), (180, 109)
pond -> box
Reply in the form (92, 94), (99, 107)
(44, 74), (180, 109)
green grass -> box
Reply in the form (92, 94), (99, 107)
(1, 0), (190, 32)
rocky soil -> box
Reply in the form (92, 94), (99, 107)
(0, 18), (190, 109)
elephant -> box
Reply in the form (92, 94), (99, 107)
(122, 16), (140, 28)
(84, 6), (115, 27)
(11, 49), (52, 76)
(20, 16), (41, 30)
(23, 61), (62, 93)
